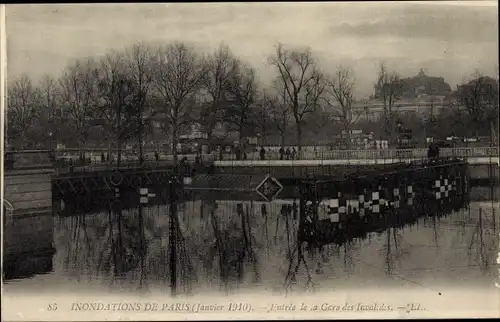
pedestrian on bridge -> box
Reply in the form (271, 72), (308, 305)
(155, 150), (159, 162)
(279, 146), (285, 160)
(427, 144), (434, 160)
(291, 147), (297, 160)
(100, 152), (105, 164)
(285, 147), (291, 160)
(427, 143), (440, 161)
(260, 147), (266, 160)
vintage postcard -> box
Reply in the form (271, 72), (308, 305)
(2, 1), (499, 321)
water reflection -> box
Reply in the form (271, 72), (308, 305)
(3, 213), (55, 280)
(3, 187), (500, 296)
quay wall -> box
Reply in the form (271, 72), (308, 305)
(3, 168), (55, 278)
(4, 170), (53, 213)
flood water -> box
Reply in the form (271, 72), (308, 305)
(3, 187), (500, 297)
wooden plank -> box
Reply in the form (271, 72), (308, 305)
(6, 168), (54, 174)
(7, 190), (52, 203)
(11, 199), (52, 210)
(6, 182), (51, 194)
(4, 174), (52, 185)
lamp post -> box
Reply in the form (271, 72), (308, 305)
(48, 131), (53, 150)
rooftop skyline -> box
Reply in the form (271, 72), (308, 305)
(6, 1), (499, 98)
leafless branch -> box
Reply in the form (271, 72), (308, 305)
(7, 75), (43, 147)
(268, 43), (325, 151)
(152, 41), (204, 162)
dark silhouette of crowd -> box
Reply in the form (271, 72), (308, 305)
(427, 143), (440, 160)
(279, 146), (297, 160)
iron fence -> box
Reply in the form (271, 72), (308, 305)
(218, 146), (499, 161)
(4, 147), (499, 171)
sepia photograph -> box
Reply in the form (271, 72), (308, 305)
(2, 1), (499, 320)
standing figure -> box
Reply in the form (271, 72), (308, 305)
(235, 146), (241, 160)
(260, 147), (266, 160)
(279, 146), (285, 160)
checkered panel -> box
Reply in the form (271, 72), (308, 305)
(328, 198), (340, 222)
(317, 201), (329, 221)
(434, 176), (452, 200)
(391, 187), (401, 208)
(371, 191), (380, 213)
(358, 192), (369, 217)
(305, 200), (314, 223)
(138, 187), (156, 204)
(407, 185), (415, 205)
(327, 191), (347, 222)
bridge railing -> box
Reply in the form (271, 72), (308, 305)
(220, 146), (499, 161)
(5, 147), (499, 169)
(51, 154), (216, 174)
(32, 146), (500, 161)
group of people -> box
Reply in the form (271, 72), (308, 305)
(99, 152), (111, 163)
(427, 143), (441, 160)
(278, 146), (297, 160)
(98, 151), (154, 164)
(256, 146), (297, 160)
(233, 146), (248, 161)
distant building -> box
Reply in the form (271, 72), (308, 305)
(359, 69), (452, 122)
(455, 76), (499, 103)
(399, 69), (452, 99)
(351, 97), (448, 122)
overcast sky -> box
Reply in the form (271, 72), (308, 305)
(6, 1), (499, 99)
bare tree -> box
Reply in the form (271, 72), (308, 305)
(152, 42), (204, 164)
(268, 43), (325, 152)
(38, 74), (62, 148)
(59, 59), (99, 150)
(323, 66), (360, 149)
(94, 52), (139, 166)
(452, 70), (499, 139)
(7, 75), (42, 148)
(123, 43), (154, 163)
(225, 62), (259, 147)
(199, 43), (239, 152)
(262, 79), (292, 148)
(374, 62), (403, 143)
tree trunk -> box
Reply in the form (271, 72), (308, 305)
(296, 122), (302, 158)
(206, 131), (213, 155)
(117, 136), (122, 168)
(172, 121), (178, 165)
(138, 122), (144, 165)
(78, 135), (86, 165)
(116, 100), (123, 168)
(344, 123), (351, 150)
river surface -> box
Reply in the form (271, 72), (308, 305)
(3, 187), (500, 298)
